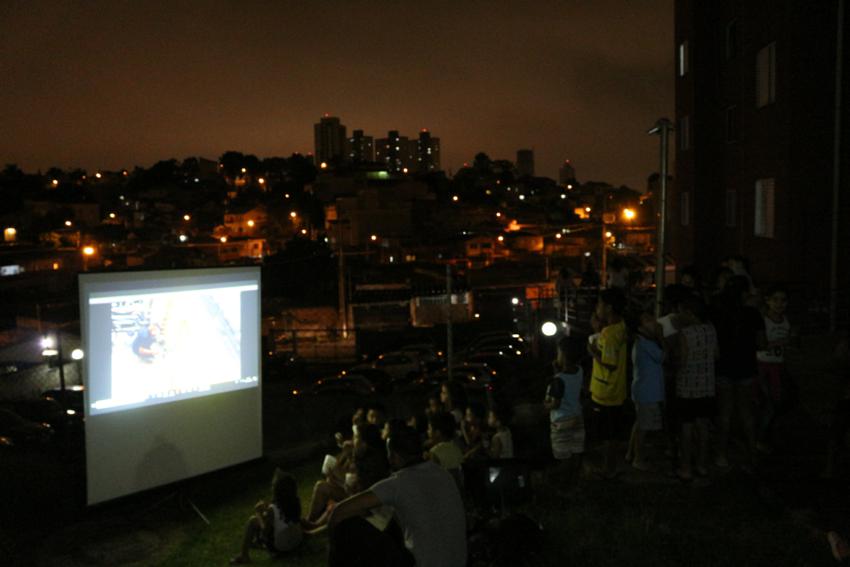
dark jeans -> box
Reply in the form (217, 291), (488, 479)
(328, 517), (414, 567)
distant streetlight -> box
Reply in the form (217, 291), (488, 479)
(82, 246), (95, 256)
(370, 234), (378, 241)
(289, 211), (297, 219)
(555, 233), (562, 239)
(109, 213), (116, 219)
(240, 167), (247, 173)
(622, 208), (636, 221)
(70, 348), (84, 361)
(219, 236), (227, 243)
(247, 220), (255, 227)
(560, 194), (566, 199)
(496, 212), (502, 218)
(94, 172), (102, 179)
(452, 195), (459, 202)
(402, 167), (409, 174)
(183, 214), (191, 221)
(585, 206), (592, 213)
(51, 179), (59, 187)
(511, 297), (520, 305)
(320, 162), (328, 170)
(300, 229), (307, 235)
(497, 235), (504, 242)
(65, 220), (72, 227)
(258, 177), (265, 185)
(178, 234), (188, 242)
(4, 227), (16, 242)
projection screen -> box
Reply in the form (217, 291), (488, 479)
(80, 267), (262, 505)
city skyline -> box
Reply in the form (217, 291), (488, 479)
(0, 0), (673, 189)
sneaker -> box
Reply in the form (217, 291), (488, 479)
(827, 531), (850, 561)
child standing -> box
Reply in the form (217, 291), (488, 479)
(231, 469), (303, 564)
(755, 286), (791, 452)
(587, 288), (628, 478)
(627, 312), (665, 471)
(487, 406), (514, 459)
(545, 336), (585, 465)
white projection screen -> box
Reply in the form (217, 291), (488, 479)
(80, 267), (262, 505)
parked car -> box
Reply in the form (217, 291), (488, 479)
(353, 351), (425, 384)
(311, 374), (378, 397)
(398, 343), (444, 370)
(0, 408), (54, 447)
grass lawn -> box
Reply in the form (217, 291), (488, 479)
(139, 456), (836, 567)
(151, 459), (328, 567)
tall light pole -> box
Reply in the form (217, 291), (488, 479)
(648, 118), (673, 318)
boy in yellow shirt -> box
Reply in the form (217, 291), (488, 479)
(587, 288), (628, 478)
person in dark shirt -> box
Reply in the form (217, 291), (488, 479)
(711, 276), (766, 469)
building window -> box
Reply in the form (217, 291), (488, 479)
(725, 106), (739, 142)
(678, 40), (689, 77)
(680, 192), (690, 226)
(678, 115), (691, 151)
(756, 42), (777, 108)
(754, 178), (775, 237)
(725, 20), (739, 59)
(725, 190), (737, 227)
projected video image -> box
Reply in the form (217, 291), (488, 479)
(88, 284), (258, 414)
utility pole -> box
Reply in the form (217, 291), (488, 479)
(830, 0), (845, 332)
(649, 118), (673, 318)
(446, 263), (453, 382)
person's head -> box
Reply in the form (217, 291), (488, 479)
(440, 381), (466, 410)
(596, 288), (626, 324)
(353, 446), (390, 491)
(353, 422), (383, 453)
(590, 311), (603, 334)
(764, 285), (788, 317)
(721, 274), (751, 306)
(465, 403), (486, 426)
(487, 405), (512, 430)
(555, 336), (583, 373)
(386, 425), (424, 470)
(637, 311), (661, 339)
(714, 266), (734, 292)
(351, 407), (366, 427)
(427, 412), (457, 443)
(426, 395), (442, 416)
(680, 266), (699, 289)
(365, 403), (387, 427)
(271, 468), (300, 520)
(382, 418), (406, 441)
(678, 294), (708, 324)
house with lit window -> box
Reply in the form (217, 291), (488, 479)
(673, 0), (848, 310)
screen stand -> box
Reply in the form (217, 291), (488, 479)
(138, 490), (211, 525)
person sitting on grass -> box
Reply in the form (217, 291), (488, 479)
(487, 405), (514, 459)
(230, 468), (303, 564)
(626, 311), (665, 471)
(327, 426), (467, 567)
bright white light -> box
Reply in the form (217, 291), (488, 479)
(561, 194), (566, 199)
(511, 333), (520, 339)
(41, 337), (54, 349)
(584, 251), (591, 257)
(179, 234), (187, 242)
(474, 313), (480, 319)
(66, 409), (76, 416)
(42, 349), (58, 357)
(519, 195), (526, 200)
(70, 348), (84, 360)
(541, 321), (558, 337)
(511, 297), (520, 305)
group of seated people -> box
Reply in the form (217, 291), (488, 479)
(231, 384), (516, 566)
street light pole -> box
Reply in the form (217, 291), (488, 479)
(649, 118), (674, 318)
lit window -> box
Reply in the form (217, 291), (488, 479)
(756, 42), (776, 108)
(678, 40), (689, 77)
(754, 178), (775, 237)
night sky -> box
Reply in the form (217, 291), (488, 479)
(0, 1), (672, 190)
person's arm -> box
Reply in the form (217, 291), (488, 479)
(543, 395), (560, 410)
(489, 434), (503, 459)
(327, 490), (383, 528)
